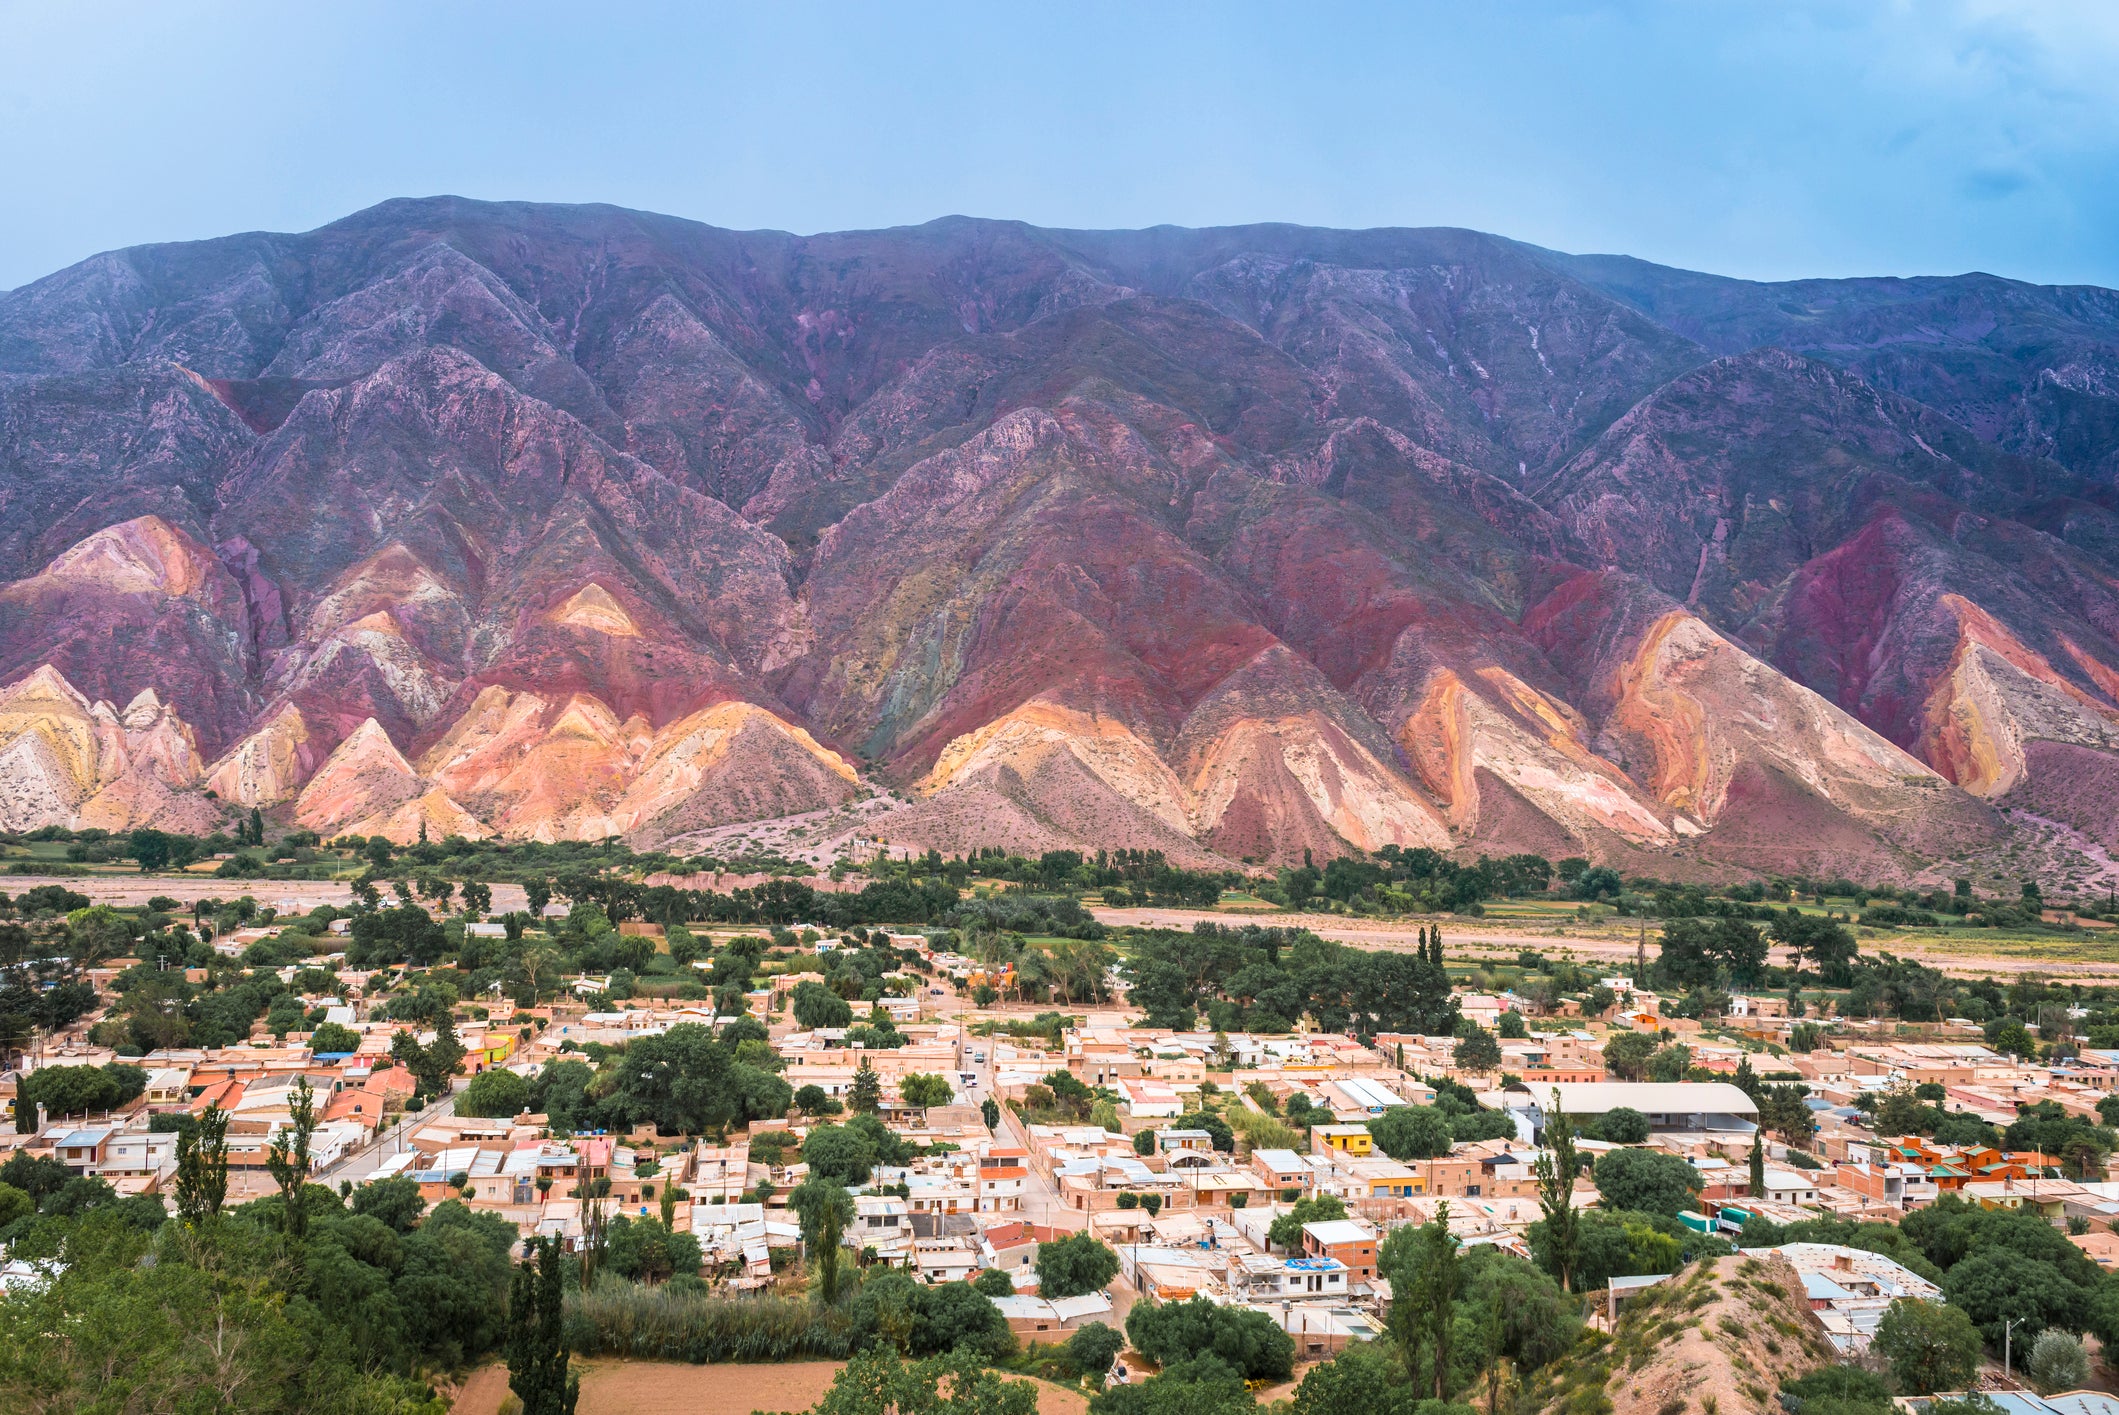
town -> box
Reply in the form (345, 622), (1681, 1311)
(8, 860), (2119, 1415)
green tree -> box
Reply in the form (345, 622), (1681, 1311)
(1095, 1357), (1255, 1415)
(308, 1021), (361, 1053)
(1646, 1041), (1693, 1082)
(1871, 1083), (1931, 1138)
(128, 828), (172, 873)
(815, 1348), (1036, 1415)
(458, 1068), (532, 1118)
(265, 1077), (317, 1242)
(1532, 1090), (1581, 1292)
(1289, 1339), (1419, 1415)
(804, 1123), (878, 1185)
(1452, 1028), (1501, 1073)
(1602, 1032), (1655, 1081)
(850, 1056), (883, 1115)
(349, 1175), (426, 1233)
(13, 1061), (147, 1129)
(1600, 1107), (1649, 1145)
(1125, 1295), (1294, 1381)
(1591, 1148), (1701, 1218)
(974, 1266), (1016, 1297)
(981, 1098), (1001, 1129)
(1036, 1232), (1119, 1299)
(1068, 1321), (1125, 1380)
(1749, 1129), (1767, 1197)
(901, 1073), (955, 1109)
(1369, 1105), (1453, 1160)
(793, 980), (855, 1030)
(1268, 1193), (1348, 1251)
(1941, 1246), (2089, 1352)
(173, 1101), (230, 1227)
(505, 1236), (580, 1415)
(1873, 1298), (1983, 1395)
(789, 1176), (857, 1303)
(1380, 1203), (1461, 1399)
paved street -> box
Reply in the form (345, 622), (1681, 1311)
(320, 1088), (459, 1184)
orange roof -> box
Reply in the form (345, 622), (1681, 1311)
(189, 1079), (244, 1114)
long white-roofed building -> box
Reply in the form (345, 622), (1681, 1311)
(1503, 1082), (1759, 1139)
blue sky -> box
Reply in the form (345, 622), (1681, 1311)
(3, 1), (2116, 291)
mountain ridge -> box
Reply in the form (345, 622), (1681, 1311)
(4, 197), (2117, 882)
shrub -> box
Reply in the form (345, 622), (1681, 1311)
(1125, 1295), (1293, 1381)
(565, 1288), (852, 1362)
(2027, 1329), (2090, 1394)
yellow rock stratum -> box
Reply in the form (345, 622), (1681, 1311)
(289, 688), (861, 843)
(1604, 611), (1940, 823)
(1400, 668), (1673, 844)
(0, 666), (214, 832)
(919, 696), (1452, 857)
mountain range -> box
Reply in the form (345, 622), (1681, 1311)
(4, 197), (2118, 881)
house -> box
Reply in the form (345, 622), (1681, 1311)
(851, 1195), (913, 1264)
(1770, 1243), (1940, 1354)
(991, 1291), (1115, 1336)
(978, 1149), (1028, 1213)
(912, 1238), (981, 1285)
(1250, 1148), (1317, 1195)
(1757, 1167), (1821, 1207)
(1326, 1077), (1408, 1115)
(144, 1067), (194, 1104)
(1155, 1129), (1216, 1156)
(1301, 1218), (1379, 1283)
(1228, 1252), (1351, 1302)
(98, 1128), (178, 1180)
(1310, 1125), (1373, 1157)
(2072, 1229), (2119, 1272)
(51, 1126), (117, 1174)
(1118, 1079), (1184, 1119)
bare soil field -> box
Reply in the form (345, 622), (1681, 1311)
(450, 1360), (1092, 1415)
(5, 873), (531, 914)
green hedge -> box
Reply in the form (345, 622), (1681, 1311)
(564, 1288), (853, 1363)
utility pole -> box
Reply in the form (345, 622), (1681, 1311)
(2004, 1317), (2016, 1385)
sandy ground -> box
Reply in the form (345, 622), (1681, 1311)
(451, 1360), (1092, 1415)
(4, 873), (532, 915)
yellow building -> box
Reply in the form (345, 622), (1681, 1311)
(1311, 1124), (1373, 1157)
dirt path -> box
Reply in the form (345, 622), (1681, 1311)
(451, 1360), (1092, 1415)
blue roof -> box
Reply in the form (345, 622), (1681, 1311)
(1285, 1258), (1345, 1271)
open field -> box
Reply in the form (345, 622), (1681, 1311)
(0, 873), (532, 914)
(1091, 905), (2119, 981)
(16, 867), (2118, 981)
(450, 1360), (1093, 1415)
